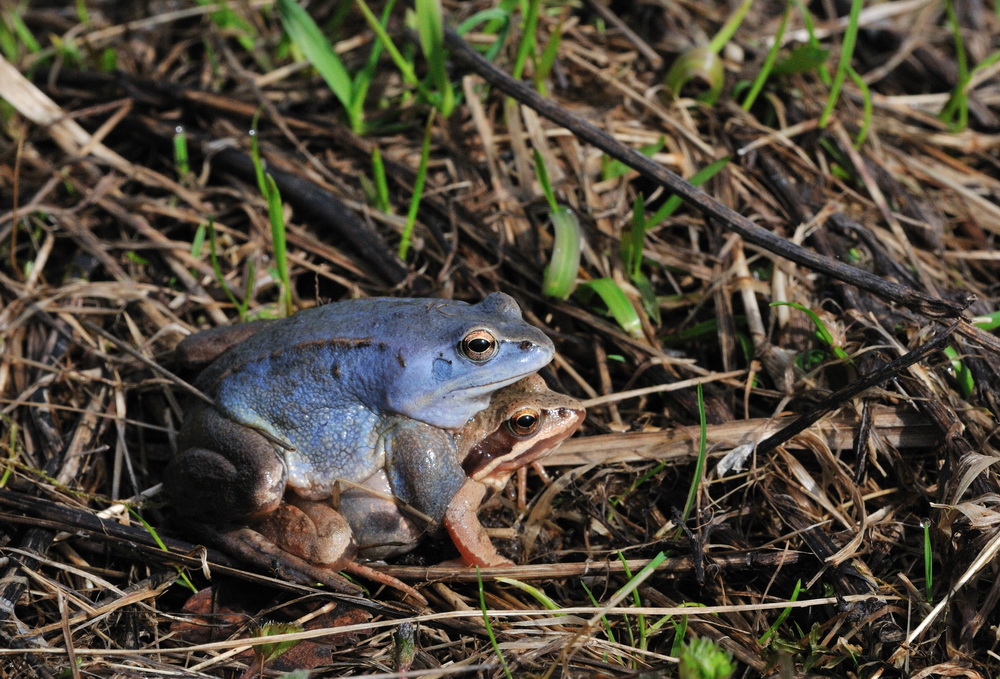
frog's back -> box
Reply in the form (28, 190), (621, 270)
(195, 297), (462, 389)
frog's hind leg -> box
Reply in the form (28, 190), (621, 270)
(165, 404), (287, 524)
(180, 521), (362, 595)
(253, 498), (429, 605)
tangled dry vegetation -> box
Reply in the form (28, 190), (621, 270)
(1, 0), (999, 677)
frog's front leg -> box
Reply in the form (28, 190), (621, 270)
(164, 402), (287, 524)
(443, 479), (513, 567)
(384, 420), (511, 566)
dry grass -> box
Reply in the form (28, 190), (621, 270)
(1, 1), (999, 677)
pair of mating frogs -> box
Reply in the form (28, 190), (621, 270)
(163, 293), (584, 595)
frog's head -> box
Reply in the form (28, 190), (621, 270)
(388, 293), (555, 429)
(458, 374), (585, 491)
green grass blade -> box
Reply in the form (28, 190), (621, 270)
(707, 0), (754, 54)
(415, 0), (455, 115)
(495, 577), (562, 611)
(277, 0), (359, 130)
(349, 0), (397, 129)
(128, 507), (197, 593)
(264, 174), (292, 317)
(679, 383), (707, 523)
(478, 568), (513, 679)
(846, 65), (872, 147)
(741, 2), (790, 111)
(819, 0), (863, 128)
(512, 0), (540, 80)
(664, 46), (724, 103)
(758, 579), (802, 645)
(534, 16), (565, 95)
(356, 0), (420, 89)
(922, 518), (933, 602)
(770, 301), (848, 360)
(792, 0), (831, 85)
(399, 113), (434, 259)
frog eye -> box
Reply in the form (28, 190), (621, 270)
(460, 329), (499, 362)
(507, 408), (540, 436)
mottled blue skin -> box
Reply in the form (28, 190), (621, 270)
(165, 293), (554, 534)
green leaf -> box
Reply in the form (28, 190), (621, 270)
(665, 46), (725, 103)
(415, 0), (454, 115)
(772, 44), (830, 75)
(254, 621), (303, 663)
(542, 207), (582, 300)
(579, 279), (643, 339)
(277, 0), (358, 129)
(496, 577), (562, 611)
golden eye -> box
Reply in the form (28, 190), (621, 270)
(508, 408), (540, 436)
(460, 329), (499, 362)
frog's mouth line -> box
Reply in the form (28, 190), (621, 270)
(451, 368), (539, 395)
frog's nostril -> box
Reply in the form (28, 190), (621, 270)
(519, 340), (534, 351)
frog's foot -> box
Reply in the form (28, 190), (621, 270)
(443, 479), (515, 568)
(252, 499), (355, 567)
(194, 523), (362, 595)
(255, 498), (429, 606)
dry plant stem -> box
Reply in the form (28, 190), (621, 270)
(755, 322), (958, 455)
(443, 29), (966, 320)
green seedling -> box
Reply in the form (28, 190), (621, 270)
(534, 15), (565, 95)
(253, 621), (303, 676)
(664, 46), (725, 104)
(535, 149), (581, 299)
(456, 8), (514, 62)
(196, 0), (260, 59)
(278, 0), (398, 133)
(819, 0), (863, 128)
(846, 65), (872, 147)
(758, 579), (802, 646)
(942, 345), (974, 398)
(496, 577), (562, 611)
(664, 0), (752, 103)
(360, 146), (391, 213)
(973, 310), (1000, 330)
(578, 278), (643, 339)
(742, 2), (791, 111)
(622, 158), (729, 325)
(412, 0), (455, 116)
(938, 0), (1000, 133)
(128, 507), (197, 593)
(922, 518), (933, 602)
(398, 112), (433, 260)
(791, 0), (831, 85)
(771, 301), (849, 361)
(249, 117), (292, 316)
(512, 0), (540, 81)
(580, 580), (624, 665)
(1, 417), (17, 487)
(679, 383), (707, 524)
(678, 637), (735, 679)
(478, 567), (513, 679)
(1, 8), (40, 58)
(172, 126), (190, 185)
